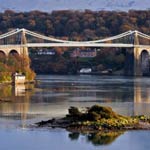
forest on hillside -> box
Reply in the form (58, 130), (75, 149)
(0, 9), (150, 40)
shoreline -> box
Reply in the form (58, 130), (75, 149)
(35, 118), (150, 133)
(0, 80), (35, 85)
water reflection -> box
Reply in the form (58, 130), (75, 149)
(0, 76), (150, 129)
(134, 78), (150, 115)
(68, 131), (124, 146)
(0, 84), (34, 128)
(1, 76), (150, 149)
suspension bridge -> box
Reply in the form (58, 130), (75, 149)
(0, 28), (150, 76)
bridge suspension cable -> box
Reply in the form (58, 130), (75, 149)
(24, 29), (71, 43)
(88, 30), (134, 43)
(24, 29), (135, 44)
(24, 28), (150, 44)
(0, 28), (150, 47)
(137, 31), (150, 40)
(0, 28), (22, 39)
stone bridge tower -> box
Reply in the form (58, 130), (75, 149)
(125, 31), (150, 76)
(20, 28), (30, 69)
(133, 31), (141, 76)
(20, 28), (29, 57)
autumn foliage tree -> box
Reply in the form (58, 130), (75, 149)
(0, 53), (35, 82)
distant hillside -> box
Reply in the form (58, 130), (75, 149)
(0, 0), (150, 12)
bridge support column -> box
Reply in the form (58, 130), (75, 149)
(21, 29), (29, 56)
(134, 47), (142, 76)
(124, 31), (143, 76)
(21, 29), (30, 69)
(133, 31), (142, 76)
(133, 31), (150, 76)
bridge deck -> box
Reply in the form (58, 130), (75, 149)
(0, 43), (150, 48)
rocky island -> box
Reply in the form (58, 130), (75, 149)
(36, 105), (150, 132)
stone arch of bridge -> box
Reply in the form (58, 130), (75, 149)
(9, 49), (20, 56)
(140, 49), (150, 76)
(0, 50), (7, 57)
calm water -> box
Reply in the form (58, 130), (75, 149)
(0, 75), (150, 150)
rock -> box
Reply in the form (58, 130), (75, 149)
(68, 106), (82, 116)
(88, 105), (119, 119)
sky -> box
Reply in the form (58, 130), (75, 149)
(0, 0), (150, 12)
